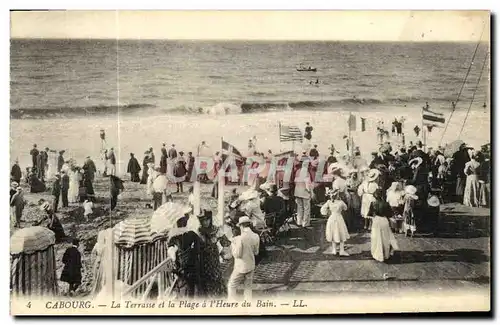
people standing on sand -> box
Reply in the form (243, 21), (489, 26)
(127, 153), (141, 182)
(36, 149), (47, 182)
(186, 152), (195, 183)
(30, 144), (39, 169)
(61, 171), (69, 208)
(369, 198), (399, 262)
(10, 184), (25, 228)
(386, 182), (405, 234)
(57, 151), (65, 173)
(345, 169), (362, 232)
(174, 151), (187, 193)
(83, 156), (97, 183)
(141, 151), (152, 184)
(304, 122), (313, 141)
(463, 152), (481, 207)
(52, 173), (61, 213)
(11, 159), (22, 184)
(107, 148), (116, 176)
(227, 216), (260, 302)
(321, 186), (350, 256)
(149, 147), (156, 164)
(46, 148), (57, 180)
(160, 147), (168, 174)
(68, 166), (80, 204)
(60, 238), (83, 295)
(168, 144), (178, 174)
(413, 125), (421, 137)
(28, 168), (47, 193)
(109, 175), (124, 211)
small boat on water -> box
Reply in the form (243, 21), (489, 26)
(296, 63), (317, 72)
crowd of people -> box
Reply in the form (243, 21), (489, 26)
(9, 115), (491, 299)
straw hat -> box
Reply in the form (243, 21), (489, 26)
(366, 169), (381, 182)
(326, 186), (340, 197)
(405, 185), (417, 195)
(237, 216), (252, 226)
(11, 181), (19, 188)
(427, 195), (440, 207)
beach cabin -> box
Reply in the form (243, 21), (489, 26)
(10, 226), (59, 298)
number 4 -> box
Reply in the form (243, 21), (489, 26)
(26, 302), (31, 308)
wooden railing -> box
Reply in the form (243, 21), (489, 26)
(123, 258), (178, 301)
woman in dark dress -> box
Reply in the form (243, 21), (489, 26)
(61, 238), (83, 295)
(197, 210), (231, 297)
(127, 153), (142, 182)
(174, 151), (187, 193)
(34, 201), (66, 243)
(141, 151), (153, 184)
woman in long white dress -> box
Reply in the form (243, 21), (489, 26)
(68, 167), (81, 203)
(46, 149), (58, 180)
(321, 187), (350, 256)
(370, 198), (399, 262)
(463, 153), (481, 207)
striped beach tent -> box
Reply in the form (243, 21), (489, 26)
(422, 107), (446, 126)
(10, 226), (58, 298)
(150, 202), (192, 235)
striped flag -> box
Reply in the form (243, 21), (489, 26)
(422, 107), (445, 126)
(279, 123), (303, 142)
(221, 139), (243, 161)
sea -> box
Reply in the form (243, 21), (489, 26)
(10, 39), (491, 174)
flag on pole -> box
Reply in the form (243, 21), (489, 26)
(422, 107), (445, 125)
(279, 123), (303, 142)
(221, 139), (243, 161)
(360, 117), (367, 132)
(348, 113), (357, 131)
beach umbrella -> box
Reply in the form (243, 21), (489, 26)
(10, 226), (56, 255)
(444, 140), (465, 157)
(113, 217), (153, 248)
(151, 202), (192, 235)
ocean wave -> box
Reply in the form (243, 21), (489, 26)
(11, 96), (454, 119)
(10, 103), (156, 119)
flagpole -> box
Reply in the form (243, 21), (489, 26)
(217, 137), (225, 226)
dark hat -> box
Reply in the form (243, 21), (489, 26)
(59, 150), (65, 154)
(197, 209), (213, 220)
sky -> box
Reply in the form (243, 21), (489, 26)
(10, 10), (490, 42)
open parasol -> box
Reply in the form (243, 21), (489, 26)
(113, 217), (159, 248)
(10, 226), (55, 255)
(443, 140), (465, 157)
(150, 202), (192, 235)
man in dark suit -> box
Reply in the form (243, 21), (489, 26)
(52, 173), (61, 212)
(61, 171), (70, 208)
(110, 175), (124, 211)
(30, 144), (39, 169)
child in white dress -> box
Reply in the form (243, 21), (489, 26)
(386, 182), (404, 233)
(83, 199), (94, 221)
(321, 187), (350, 256)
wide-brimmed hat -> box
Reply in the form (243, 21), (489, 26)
(409, 157), (423, 169)
(237, 216), (252, 226)
(427, 195), (440, 207)
(405, 185), (417, 196)
(366, 169), (380, 182)
(326, 186), (340, 197)
(389, 182), (400, 191)
(11, 181), (19, 188)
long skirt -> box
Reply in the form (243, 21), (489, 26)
(371, 216), (399, 262)
(325, 213), (350, 243)
(346, 191), (361, 231)
(463, 175), (480, 207)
